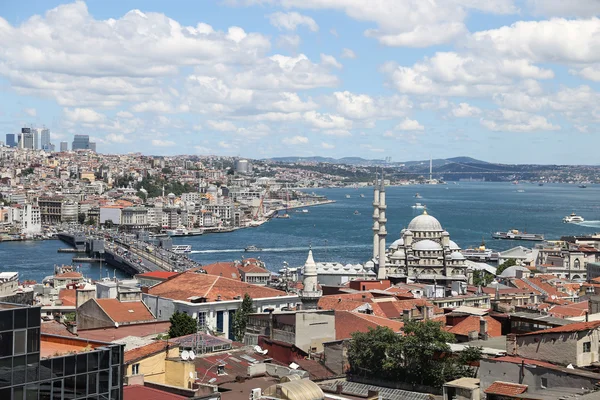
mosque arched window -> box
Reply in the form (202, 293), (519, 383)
(574, 259), (581, 269)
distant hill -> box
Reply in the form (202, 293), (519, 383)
(265, 156), (488, 166)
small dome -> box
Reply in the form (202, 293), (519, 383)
(404, 229), (413, 236)
(389, 238), (404, 249)
(391, 249), (405, 259)
(168, 192), (175, 198)
(448, 240), (460, 250)
(364, 261), (375, 270)
(442, 231), (450, 236)
(451, 252), (465, 260)
(408, 213), (443, 232)
(413, 239), (442, 251)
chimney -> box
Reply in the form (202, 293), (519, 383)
(423, 305), (432, 320)
(479, 318), (488, 340)
(506, 334), (517, 355)
(403, 309), (411, 322)
(66, 322), (77, 335)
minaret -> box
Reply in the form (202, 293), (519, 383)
(299, 248), (322, 310)
(372, 170), (380, 261)
(429, 157), (432, 182)
(377, 171), (387, 279)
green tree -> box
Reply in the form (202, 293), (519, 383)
(232, 294), (255, 342)
(64, 312), (76, 323)
(347, 326), (400, 378)
(473, 270), (494, 287)
(78, 213), (86, 225)
(104, 219), (114, 229)
(496, 258), (517, 275)
(161, 167), (172, 174)
(168, 311), (197, 338)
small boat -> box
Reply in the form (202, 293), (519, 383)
(517, 189), (525, 193)
(360, 194), (365, 198)
(411, 203), (425, 209)
(538, 183), (544, 186)
(345, 194), (351, 199)
(492, 229), (544, 241)
(579, 184), (587, 188)
(354, 210), (360, 215)
(245, 245), (262, 252)
(415, 193), (422, 199)
(276, 213), (290, 219)
(172, 245), (192, 254)
(563, 213), (585, 223)
(301, 209), (309, 213)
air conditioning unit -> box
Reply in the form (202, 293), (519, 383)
(250, 388), (262, 400)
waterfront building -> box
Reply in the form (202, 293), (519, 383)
(14, 203), (41, 236)
(0, 302), (124, 399)
(5, 134), (16, 148)
(371, 179), (469, 284)
(60, 141), (68, 152)
(100, 205), (123, 225)
(121, 207), (149, 229)
(0, 273), (19, 297)
(299, 249), (322, 310)
(72, 134), (90, 151)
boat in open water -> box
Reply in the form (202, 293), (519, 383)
(492, 229), (544, 241)
(172, 245), (192, 254)
(563, 213), (585, 223)
(245, 245), (262, 252)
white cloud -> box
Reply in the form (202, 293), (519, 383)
(268, 11), (319, 32)
(329, 28), (338, 37)
(63, 108), (106, 123)
(320, 54), (343, 69)
(395, 118), (424, 131)
(254, 0), (517, 47)
(277, 34), (301, 49)
(218, 141), (232, 149)
(106, 133), (131, 143)
(341, 48), (356, 59)
(116, 111), (134, 118)
(451, 103), (482, 117)
(526, 0), (600, 17)
(282, 135), (309, 145)
(151, 139), (176, 147)
(24, 108), (36, 117)
(321, 142), (335, 149)
(323, 129), (351, 137)
(480, 109), (560, 132)
(304, 111), (352, 129)
(131, 100), (174, 113)
(575, 125), (588, 133)
(331, 91), (411, 120)
(207, 120), (237, 131)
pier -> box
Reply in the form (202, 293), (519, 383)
(57, 231), (204, 276)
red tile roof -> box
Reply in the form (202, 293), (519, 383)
(493, 356), (559, 369)
(334, 311), (404, 340)
(124, 385), (186, 400)
(484, 381), (527, 396)
(294, 358), (336, 380)
(55, 272), (83, 279)
(318, 293), (384, 316)
(518, 320), (600, 336)
(149, 271), (287, 302)
(446, 316), (501, 338)
(41, 321), (76, 336)
(136, 271), (179, 280)
(58, 288), (76, 307)
(548, 301), (589, 318)
(124, 340), (171, 364)
(194, 349), (277, 385)
(77, 321), (171, 342)
(201, 262), (241, 280)
(95, 299), (156, 324)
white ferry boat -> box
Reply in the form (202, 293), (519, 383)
(245, 245), (262, 252)
(165, 226), (204, 237)
(172, 245), (192, 254)
(411, 203), (425, 209)
(563, 213), (585, 223)
(492, 229), (544, 241)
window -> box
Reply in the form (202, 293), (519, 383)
(583, 342), (592, 353)
(14, 330), (26, 355)
(541, 377), (548, 388)
(132, 364), (140, 375)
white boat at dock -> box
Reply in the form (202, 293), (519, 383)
(165, 226), (204, 237)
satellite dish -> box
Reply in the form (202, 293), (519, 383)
(189, 351), (196, 360)
(181, 350), (190, 361)
(208, 378), (217, 384)
(189, 371), (195, 380)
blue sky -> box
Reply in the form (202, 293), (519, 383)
(1, 1), (600, 163)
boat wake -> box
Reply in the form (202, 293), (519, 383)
(575, 221), (600, 228)
(190, 244), (371, 254)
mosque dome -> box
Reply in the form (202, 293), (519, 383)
(451, 252), (465, 260)
(167, 192), (175, 198)
(389, 238), (404, 249)
(448, 240), (461, 250)
(407, 212), (443, 232)
(413, 239), (442, 251)
(391, 249), (405, 259)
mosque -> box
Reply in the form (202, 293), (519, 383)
(370, 174), (471, 285)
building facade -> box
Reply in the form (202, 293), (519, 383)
(72, 135), (90, 151)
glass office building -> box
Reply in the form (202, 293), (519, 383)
(0, 303), (124, 399)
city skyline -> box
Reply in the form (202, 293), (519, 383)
(1, 1), (600, 163)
